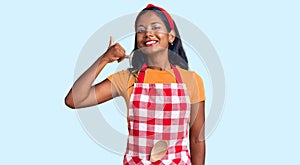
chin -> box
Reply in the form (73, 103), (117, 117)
(140, 46), (167, 55)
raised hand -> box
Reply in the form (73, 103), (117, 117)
(102, 36), (131, 63)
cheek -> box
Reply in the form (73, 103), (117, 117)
(157, 33), (169, 45)
(136, 34), (144, 47)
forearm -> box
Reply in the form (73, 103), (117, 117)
(66, 56), (108, 106)
(190, 140), (206, 165)
(189, 102), (206, 165)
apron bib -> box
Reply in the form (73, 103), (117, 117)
(123, 64), (191, 165)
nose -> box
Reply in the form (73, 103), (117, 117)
(144, 28), (154, 38)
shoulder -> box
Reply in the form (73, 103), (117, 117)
(107, 69), (137, 87)
(108, 69), (133, 80)
(176, 66), (206, 102)
(176, 66), (203, 82)
(176, 66), (205, 91)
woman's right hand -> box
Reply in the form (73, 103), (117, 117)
(102, 36), (131, 63)
(65, 36), (129, 109)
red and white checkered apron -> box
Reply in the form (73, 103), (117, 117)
(123, 64), (191, 165)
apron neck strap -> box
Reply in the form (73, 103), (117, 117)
(137, 63), (183, 83)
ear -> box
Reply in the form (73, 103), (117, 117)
(168, 30), (176, 43)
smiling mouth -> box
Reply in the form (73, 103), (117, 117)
(145, 40), (158, 47)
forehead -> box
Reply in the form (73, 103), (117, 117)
(136, 11), (165, 25)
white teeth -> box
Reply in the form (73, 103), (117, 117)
(145, 40), (157, 45)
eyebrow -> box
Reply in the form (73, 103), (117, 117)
(137, 22), (163, 27)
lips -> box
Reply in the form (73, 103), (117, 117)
(145, 40), (158, 47)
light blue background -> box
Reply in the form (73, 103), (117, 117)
(1, 0), (299, 164)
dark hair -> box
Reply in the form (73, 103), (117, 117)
(130, 7), (188, 71)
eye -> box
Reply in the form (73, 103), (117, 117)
(152, 26), (161, 31)
(137, 28), (146, 33)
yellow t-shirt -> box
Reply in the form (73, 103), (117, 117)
(107, 66), (205, 108)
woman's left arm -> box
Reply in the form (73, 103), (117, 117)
(190, 101), (206, 165)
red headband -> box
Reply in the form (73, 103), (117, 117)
(144, 4), (175, 30)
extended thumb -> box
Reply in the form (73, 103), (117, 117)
(108, 36), (114, 47)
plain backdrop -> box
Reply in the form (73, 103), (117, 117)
(0, 0), (299, 164)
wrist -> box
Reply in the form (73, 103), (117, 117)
(99, 55), (110, 64)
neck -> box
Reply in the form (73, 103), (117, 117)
(145, 49), (171, 70)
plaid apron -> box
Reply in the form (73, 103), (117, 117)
(123, 64), (191, 165)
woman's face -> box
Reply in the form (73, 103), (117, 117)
(135, 11), (173, 55)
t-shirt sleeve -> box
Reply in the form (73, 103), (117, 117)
(190, 72), (206, 103)
(107, 69), (132, 99)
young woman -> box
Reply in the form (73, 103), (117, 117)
(65, 4), (206, 165)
